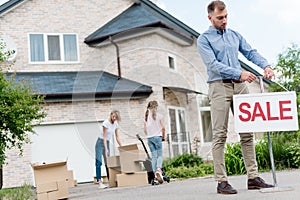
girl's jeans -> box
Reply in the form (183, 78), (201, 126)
(147, 136), (162, 172)
(95, 138), (110, 182)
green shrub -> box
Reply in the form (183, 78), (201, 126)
(224, 143), (246, 175)
(164, 164), (214, 179)
(255, 139), (271, 171)
(163, 154), (212, 179)
(268, 132), (300, 169)
(0, 184), (35, 200)
(163, 153), (203, 171)
(286, 142), (300, 168)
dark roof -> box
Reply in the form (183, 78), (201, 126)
(8, 71), (152, 101)
(0, 0), (26, 15)
(85, 0), (199, 45)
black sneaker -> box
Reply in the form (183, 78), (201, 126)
(248, 177), (274, 190)
(217, 181), (238, 194)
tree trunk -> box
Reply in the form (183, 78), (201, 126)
(0, 165), (2, 189)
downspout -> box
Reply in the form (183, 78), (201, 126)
(109, 36), (121, 80)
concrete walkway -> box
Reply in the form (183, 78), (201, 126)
(69, 169), (300, 200)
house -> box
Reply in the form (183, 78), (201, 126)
(0, 0), (270, 188)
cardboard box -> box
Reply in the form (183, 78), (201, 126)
(107, 156), (120, 168)
(122, 162), (142, 174)
(119, 144), (146, 173)
(116, 171), (148, 187)
(37, 193), (48, 200)
(131, 150), (147, 161)
(36, 182), (58, 194)
(55, 180), (69, 199)
(32, 161), (74, 200)
(36, 180), (69, 200)
(66, 170), (75, 188)
(47, 191), (58, 200)
(32, 161), (68, 185)
(108, 167), (121, 188)
(73, 180), (78, 187)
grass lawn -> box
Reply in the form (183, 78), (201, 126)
(0, 184), (35, 200)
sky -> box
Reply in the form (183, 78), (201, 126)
(0, 0), (7, 5)
(156, 0), (300, 66)
(1, 0), (299, 66)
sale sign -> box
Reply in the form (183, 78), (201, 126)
(233, 91), (299, 133)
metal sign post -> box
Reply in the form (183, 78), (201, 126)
(258, 76), (294, 193)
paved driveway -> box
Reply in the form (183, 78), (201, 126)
(69, 169), (300, 200)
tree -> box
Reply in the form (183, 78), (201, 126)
(272, 43), (300, 91)
(0, 39), (46, 167)
(269, 43), (300, 120)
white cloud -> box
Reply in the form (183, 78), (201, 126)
(156, 2), (166, 10)
(0, 0), (9, 5)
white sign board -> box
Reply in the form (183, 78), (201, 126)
(233, 91), (299, 133)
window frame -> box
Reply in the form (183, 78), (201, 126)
(167, 105), (190, 158)
(168, 53), (177, 71)
(28, 32), (80, 64)
(198, 106), (213, 145)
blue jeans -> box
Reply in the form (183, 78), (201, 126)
(147, 136), (163, 172)
(95, 138), (110, 182)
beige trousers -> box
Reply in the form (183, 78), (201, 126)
(208, 81), (259, 182)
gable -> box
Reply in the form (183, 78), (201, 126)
(85, 0), (199, 46)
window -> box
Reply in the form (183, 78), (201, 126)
(200, 109), (212, 143)
(168, 54), (176, 70)
(168, 106), (190, 157)
(29, 33), (79, 63)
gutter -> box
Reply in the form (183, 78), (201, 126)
(42, 89), (153, 102)
(0, 0), (28, 16)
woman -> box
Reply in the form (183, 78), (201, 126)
(144, 100), (165, 184)
(95, 110), (122, 189)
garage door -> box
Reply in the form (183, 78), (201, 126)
(31, 122), (110, 183)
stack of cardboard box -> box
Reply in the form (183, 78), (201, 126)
(106, 155), (121, 188)
(107, 144), (148, 187)
(31, 161), (75, 200)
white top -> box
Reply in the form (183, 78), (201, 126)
(99, 119), (118, 141)
(145, 111), (163, 138)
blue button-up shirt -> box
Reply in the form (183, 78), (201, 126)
(197, 26), (269, 82)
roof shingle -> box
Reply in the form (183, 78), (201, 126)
(85, 0), (199, 45)
(8, 71), (152, 101)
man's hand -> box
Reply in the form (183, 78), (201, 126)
(264, 66), (275, 80)
(240, 71), (256, 83)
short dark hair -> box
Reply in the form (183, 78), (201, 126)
(207, 0), (226, 14)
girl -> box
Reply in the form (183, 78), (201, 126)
(95, 110), (122, 189)
(144, 101), (165, 184)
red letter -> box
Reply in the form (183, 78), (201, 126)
(266, 102), (279, 120)
(279, 100), (293, 120)
(239, 102), (251, 122)
(251, 102), (266, 121)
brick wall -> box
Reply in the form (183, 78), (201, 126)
(3, 144), (32, 188)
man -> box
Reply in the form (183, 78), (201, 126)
(197, 0), (275, 195)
